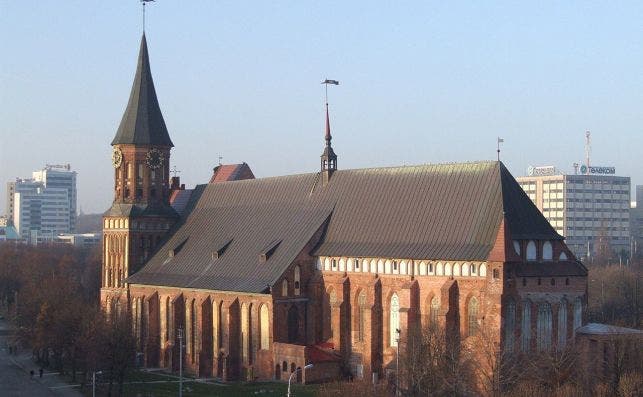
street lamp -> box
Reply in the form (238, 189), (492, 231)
(92, 370), (102, 397)
(287, 363), (313, 397)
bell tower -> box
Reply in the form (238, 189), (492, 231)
(101, 33), (179, 309)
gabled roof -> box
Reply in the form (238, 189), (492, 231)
(127, 161), (563, 293)
(111, 34), (173, 147)
(210, 163), (255, 183)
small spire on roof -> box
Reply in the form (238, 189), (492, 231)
(320, 79), (339, 183)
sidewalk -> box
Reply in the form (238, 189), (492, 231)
(8, 348), (84, 397)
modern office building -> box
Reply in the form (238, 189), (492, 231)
(629, 185), (643, 259)
(517, 166), (630, 260)
(7, 165), (77, 244)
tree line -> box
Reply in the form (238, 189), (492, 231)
(0, 243), (136, 396)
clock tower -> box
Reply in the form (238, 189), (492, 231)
(101, 33), (179, 310)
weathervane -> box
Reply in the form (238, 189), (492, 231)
(141, 0), (155, 32)
(170, 165), (181, 178)
(497, 137), (504, 161)
(321, 79), (339, 107)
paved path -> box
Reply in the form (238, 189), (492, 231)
(0, 319), (83, 397)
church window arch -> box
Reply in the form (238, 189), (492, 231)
(462, 263), (470, 276)
(479, 263), (487, 277)
(436, 262), (444, 276)
(287, 306), (299, 343)
(526, 241), (537, 260)
(294, 265), (301, 296)
(428, 262), (434, 274)
(390, 293), (400, 347)
(282, 279), (289, 297)
(377, 259), (384, 274)
(521, 300), (532, 352)
(559, 251), (568, 261)
(505, 300), (516, 353)
(241, 303), (249, 364)
(513, 240), (521, 256)
(445, 263), (452, 276)
(573, 297), (582, 335)
(419, 262), (427, 276)
(324, 257), (330, 271)
(543, 242), (553, 261)
(357, 290), (367, 342)
(467, 296), (479, 337)
(558, 299), (568, 350)
(260, 304), (270, 350)
(471, 263), (477, 275)
(400, 260), (407, 275)
(189, 299), (196, 362)
(537, 302), (552, 351)
(339, 258), (345, 272)
(430, 296), (440, 327)
(453, 263), (461, 276)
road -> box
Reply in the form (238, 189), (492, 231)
(0, 319), (82, 397)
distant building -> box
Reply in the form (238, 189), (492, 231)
(55, 232), (101, 248)
(629, 185), (643, 258)
(517, 166), (630, 260)
(0, 224), (20, 242)
(7, 165), (77, 244)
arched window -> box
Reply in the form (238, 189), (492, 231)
(445, 263), (452, 276)
(453, 263), (461, 276)
(462, 263), (470, 276)
(357, 291), (367, 342)
(505, 300), (516, 353)
(390, 293), (400, 347)
(419, 262), (427, 276)
(559, 251), (568, 261)
(189, 299), (196, 362)
(260, 305), (270, 350)
(328, 290), (337, 339)
(513, 240), (521, 256)
(537, 302), (552, 352)
(430, 296), (440, 327)
(241, 303), (249, 364)
(216, 301), (223, 350)
(428, 262), (434, 273)
(471, 263), (477, 275)
(165, 297), (171, 342)
(521, 301), (531, 352)
(282, 279), (289, 297)
(436, 262), (444, 276)
(294, 266), (301, 296)
(558, 300), (567, 350)
(479, 263), (487, 277)
(287, 306), (299, 343)
(526, 241), (537, 260)
(468, 297), (479, 337)
(543, 242), (553, 261)
(573, 298), (582, 334)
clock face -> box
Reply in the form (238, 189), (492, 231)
(145, 148), (165, 169)
(112, 148), (123, 168)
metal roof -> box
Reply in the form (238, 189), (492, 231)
(127, 161), (563, 293)
(111, 34), (173, 147)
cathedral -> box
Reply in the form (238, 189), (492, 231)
(100, 34), (588, 384)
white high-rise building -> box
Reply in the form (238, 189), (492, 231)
(517, 165), (630, 260)
(8, 165), (77, 244)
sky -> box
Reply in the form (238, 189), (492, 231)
(1, 1), (643, 214)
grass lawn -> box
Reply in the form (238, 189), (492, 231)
(77, 370), (318, 397)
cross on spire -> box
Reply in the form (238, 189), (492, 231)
(170, 165), (181, 177)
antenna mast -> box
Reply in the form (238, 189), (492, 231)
(585, 130), (591, 169)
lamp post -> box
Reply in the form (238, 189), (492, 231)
(287, 363), (313, 397)
(92, 370), (102, 397)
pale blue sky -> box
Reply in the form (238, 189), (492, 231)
(1, 1), (642, 213)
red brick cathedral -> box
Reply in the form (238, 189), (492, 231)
(101, 34), (588, 384)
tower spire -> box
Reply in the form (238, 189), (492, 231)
(320, 79), (339, 185)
